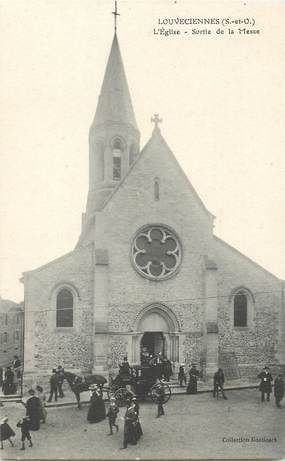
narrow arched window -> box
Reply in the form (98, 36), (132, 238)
(56, 289), (73, 327)
(234, 292), (247, 327)
(154, 178), (160, 201)
(113, 139), (123, 180)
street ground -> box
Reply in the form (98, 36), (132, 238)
(0, 389), (284, 460)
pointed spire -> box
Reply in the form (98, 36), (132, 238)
(93, 34), (138, 131)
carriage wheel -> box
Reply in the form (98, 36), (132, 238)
(150, 382), (172, 404)
(114, 387), (134, 407)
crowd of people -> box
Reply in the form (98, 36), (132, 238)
(0, 356), (284, 452)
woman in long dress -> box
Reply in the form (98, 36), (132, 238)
(87, 386), (106, 423)
(25, 389), (41, 430)
(36, 385), (47, 423)
(2, 367), (16, 395)
(186, 364), (200, 394)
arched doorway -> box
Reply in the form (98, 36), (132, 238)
(141, 332), (165, 365)
(131, 304), (180, 364)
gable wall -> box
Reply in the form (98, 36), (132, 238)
(96, 136), (214, 344)
(24, 245), (94, 374)
(214, 238), (283, 376)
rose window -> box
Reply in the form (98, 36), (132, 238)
(132, 226), (182, 280)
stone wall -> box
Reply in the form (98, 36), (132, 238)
(24, 245), (94, 375)
(215, 237), (283, 375)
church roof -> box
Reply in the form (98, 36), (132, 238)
(93, 33), (138, 131)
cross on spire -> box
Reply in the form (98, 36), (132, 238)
(112, 1), (120, 33)
(151, 113), (162, 131)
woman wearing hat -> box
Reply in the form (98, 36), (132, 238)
(0, 417), (15, 449)
(87, 385), (106, 423)
(258, 366), (273, 402)
(186, 364), (200, 394)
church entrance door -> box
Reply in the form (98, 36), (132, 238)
(140, 332), (165, 365)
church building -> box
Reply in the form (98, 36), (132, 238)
(23, 25), (285, 383)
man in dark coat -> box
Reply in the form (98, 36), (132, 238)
(57, 366), (65, 398)
(213, 368), (228, 400)
(162, 357), (172, 382)
(257, 366), (273, 402)
(119, 357), (130, 379)
(274, 374), (284, 408)
(178, 363), (186, 387)
(47, 369), (59, 402)
(25, 389), (41, 431)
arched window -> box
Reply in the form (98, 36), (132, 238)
(56, 289), (73, 327)
(3, 332), (8, 343)
(233, 291), (247, 327)
(112, 138), (123, 180)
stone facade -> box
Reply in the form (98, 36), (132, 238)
(23, 31), (285, 384)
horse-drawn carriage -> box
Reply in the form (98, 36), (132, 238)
(64, 364), (171, 408)
(110, 365), (172, 406)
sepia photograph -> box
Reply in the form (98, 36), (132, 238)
(0, 0), (285, 459)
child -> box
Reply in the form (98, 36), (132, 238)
(17, 416), (33, 450)
(106, 396), (119, 435)
(0, 417), (15, 449)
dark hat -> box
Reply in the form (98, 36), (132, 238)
(28, 389), (35, 395)
(263, 366), (270, 370)
(52, 368), (57, 373)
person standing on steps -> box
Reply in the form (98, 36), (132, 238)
(47, 369), (59, 403)
(178, 363), (186, 387)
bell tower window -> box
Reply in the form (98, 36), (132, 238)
(112, 138), (123, 180)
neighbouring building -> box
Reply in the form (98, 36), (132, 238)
(22, 26), (285, 385)
(0, 297), (24, 370)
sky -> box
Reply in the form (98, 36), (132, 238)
(0, 0), (285, 303)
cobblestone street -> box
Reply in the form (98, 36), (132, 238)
(1, 389), (284, 459)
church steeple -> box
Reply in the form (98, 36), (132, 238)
(84, 28), (140, 222)
(92, 33), (138, 131)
